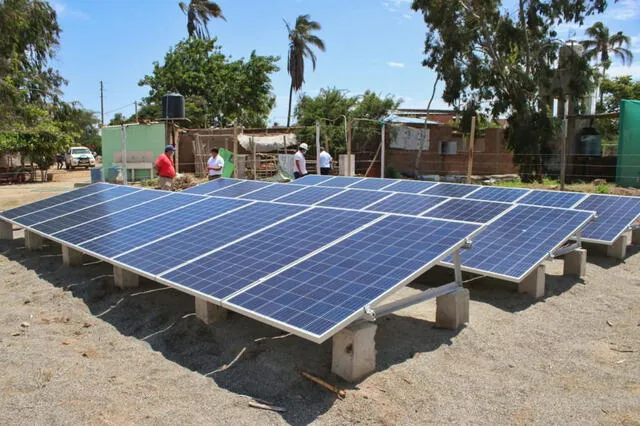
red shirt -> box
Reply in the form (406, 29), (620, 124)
(155, 153), (176, 178)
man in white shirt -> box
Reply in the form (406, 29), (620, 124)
(319, 147), (333, 175)
(293, 143), (308, 179)
(207, 148), (224, 180)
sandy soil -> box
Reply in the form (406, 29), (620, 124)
(0, 175), (639, 425)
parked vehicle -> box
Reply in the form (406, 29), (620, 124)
(65, 147), (96, 169)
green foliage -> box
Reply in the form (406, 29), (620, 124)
(179, 0), (225, 39)
(595, 183), (609, 193)
(109, 113), (128, 125)
(599, 76), (640, 112)
(139, 38), (279, 128)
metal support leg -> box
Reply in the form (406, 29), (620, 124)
(453, 250), (462, 286)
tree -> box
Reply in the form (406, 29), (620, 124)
(138, 38), (279, 127)
(599, 76), (640, 113)
(285, 14), (325, 127)
(581, 22), (633, 92)
(109, 113), (127, 125)
(179, 0), (225, 39)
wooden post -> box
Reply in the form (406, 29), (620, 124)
(560, 97), (569, 191)
(252, 137), (257, 180)
(232, 125), (238, 178)
(466, 116), (476, 184)
(346, 118), (352, 176)
(173, 124), (179, 173)
(380, 123), (386, 178)
(315, 121), (321, 175)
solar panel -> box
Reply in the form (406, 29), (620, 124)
(465, 186), (530, 203)
(10, 185), (140, 227)
(0, 183), (115, 220)
(79, 197), (249, 258)
(226, 216), (480, 342)
(160, 208), (382, 300)
(208, 180), (272, 197)
(52, 193), (205, 245)
(365, 193), (447, 215)
(349, 178), (400, 190)
(442, 205), (595, 281)
(292, 175), (336, 185)
(422, 183), (481, 198)
(240, 183), (306, 201)
(423, 198), (512, 223)
(574, 194), (640, 243)
(382, 180), (437, 194)
(517, 190), (586, 208)
(316, 176), (364, 188)
(115, 202), (307, 276)
(31, 189), (166, 234)
(276, 186), (345, 205)
(316, 189), (391, 209)
(181, 178), (243, 195)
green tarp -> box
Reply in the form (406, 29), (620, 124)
(617, 100), (640, 188)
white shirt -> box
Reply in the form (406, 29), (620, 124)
(207, 155), (224, 176)
(294, 150), (307, 174)
(319, 151), (333, 168)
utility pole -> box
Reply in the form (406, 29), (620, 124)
(134, 101), (138, 123)
(100, 81), (104, 127)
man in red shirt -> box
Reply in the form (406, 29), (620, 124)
(154, 145), (176, 190)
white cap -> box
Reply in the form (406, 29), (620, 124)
(299, 143), (309, 151)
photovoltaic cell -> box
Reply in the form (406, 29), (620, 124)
(574, 194), (640, 243)
(80, 197), (249, 258)
(316, 189), (390, 209)
(52, 193), (206, 245)
(240, 183), (306, 201)
(316, 176), (364, 188)
(465, 186), (530, 203)
(0, 183), (115, 220)
(349, 178), (400, 190)
(181, 178), (243, 195)
(422, 183), (481, 198)
(276, 186), (345, 205)
(208, 180), (272, 197)
(365, 193), (447, 215)
(161, 208), (381, 299)
(517, 190), (586, 208)
(226, 216), (480, 342)
(443, 205), (594, 280)
(291, 175), (336, 185)
(382, 180), (437, 194)
(423, 198), (512, 223)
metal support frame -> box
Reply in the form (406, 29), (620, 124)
(551, 231), (581, 258)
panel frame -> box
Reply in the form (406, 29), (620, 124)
(572, 193), (640, 244)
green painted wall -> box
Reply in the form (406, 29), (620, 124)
(616, 100), (640, 188)
(101, 123), (165, 181)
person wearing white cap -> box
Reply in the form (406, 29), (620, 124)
(294, 143), (308, 179)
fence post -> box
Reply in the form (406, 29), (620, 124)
(252, 137), (257, 180)
(347, 118), (352, 176)
(315, 121), (321, 175)
(466, 116), (476, 184)
(232, 125), (238, 179)
(560, 97), (569, 191)
(381, 123), (386, 178)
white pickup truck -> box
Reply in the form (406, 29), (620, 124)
(65, 146), (96, 170)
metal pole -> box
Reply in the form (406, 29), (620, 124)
(315, 121), (321, 175)
(560, 97), (569, 191)
(232, 125), (238, 178)
(252, 137), (257, 180)
(120, 124), (128, 185)
(381, 123), (386, 178)
(346, 118), (352, 176)
(466, 116), (476, 184)
(100, 81), (104, 127)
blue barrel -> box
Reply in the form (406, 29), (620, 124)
(91, 167), (104, 183)
(108, 165), (122, 182)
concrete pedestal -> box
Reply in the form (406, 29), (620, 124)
(195, 298), (228, 324)
(606, 234), (629, 260)
(518, 265), (546, 298)
(632, 228), (640, 245)
(62, 246), (83, 267)
(563, 248), (587, 278)
(331, 322), (377, 382)
(24, 230), (43, 251)
(0, 221), (13, 240)
(435, 288), (470, 329)
(113, 266), (139, 289)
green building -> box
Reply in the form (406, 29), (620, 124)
(100, 123), (165, 181)
(616, 100), (640, 188)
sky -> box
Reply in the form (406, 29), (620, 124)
(50, 0), (640, 125)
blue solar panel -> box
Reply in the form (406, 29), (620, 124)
(32, 189), (166, 234)
(291, 175), (336, 185)
(52, 193), (205, 245)
(574, 194), (640, 243)
(316, 176), (364, 188)
(316, 189), (391, 209)
(365, 193), (447, 215)
(208, 180), (271, 197)
(240, 183), (306, 201)
(276, 186), (345, 205)
(382, 180), (437, 194)
(80, 197), (249, 258)
(517, 190), (586, 208)
(11, 186), (140, 227)
(181, 178), (243, 195)
(117, 203), (308, 275)
(160, 208), (381, 300)
(0, 183), (115, 220)
(422, 183), (481, 198)
(349, 178), (400, 190)
(423, 198), (512, 223)
(443, 205), (594, 280)
(226, 216), (479, 342)
(465, 186), (530, 203)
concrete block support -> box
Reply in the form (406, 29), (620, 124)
(518, 265), (546, 298)
(24, 230), (44, 251)
(62, 246), (83, 267)
(606, 234), (629, 260)
(632, 228), (640, 245)
(113, 266), (139, 289)
(563, 248), (587, 278)
(435, 288), (470, 329)
(0, 221), (13, 240)
(195, 298), (228, 324)
(331, 322), (377, 382)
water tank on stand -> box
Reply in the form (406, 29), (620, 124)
(162, 92), (185, 120)
(575, 127), (601, 156)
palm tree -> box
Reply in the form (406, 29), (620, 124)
(581, 22), (633, 104)
(285, 14), (325, 127)
(179, 0), (225, 39)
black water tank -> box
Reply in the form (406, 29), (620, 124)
(162, 92), (185, 119)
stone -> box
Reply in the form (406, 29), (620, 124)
(563, 248), (587, 278)
(435, 288), (470, 329)
(331, 322), (377, 382)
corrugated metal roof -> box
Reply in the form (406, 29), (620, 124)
(383, 114), (442, 125)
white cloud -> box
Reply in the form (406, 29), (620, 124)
(52, 2), (88, 20)
(603, 0), (640, 21)
(402, 13), (412, 20)
(630, 35), (640, 53)
(607, 64), (640, 79)
(387, 62), (405, 68)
